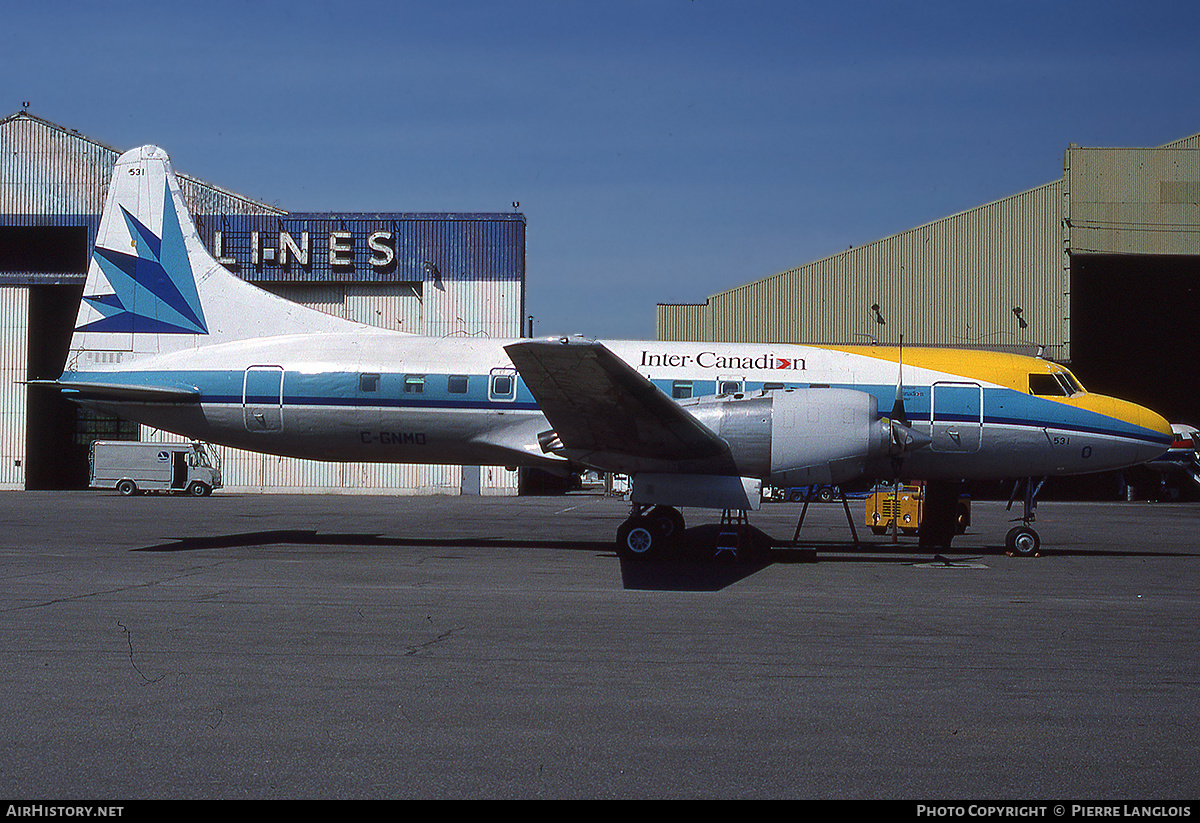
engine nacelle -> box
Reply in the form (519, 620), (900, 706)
(684, 388), (895, 486)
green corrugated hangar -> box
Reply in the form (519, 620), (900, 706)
(657, 133), (1200, 426)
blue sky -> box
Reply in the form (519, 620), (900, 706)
(6, 1), (1200, 339)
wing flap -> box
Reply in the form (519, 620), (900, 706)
(504, 338), (730, 469)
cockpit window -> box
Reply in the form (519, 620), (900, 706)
(1029, 370), (1084, 397)
(1029, 374), (1067, 396)
(1059, 369), (1084, 395)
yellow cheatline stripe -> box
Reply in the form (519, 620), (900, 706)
(824, 345), (1170, 438)
(823, 345), (1039, 392)
(1064, 393), (1173, 438)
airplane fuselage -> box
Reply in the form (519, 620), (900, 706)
(61, 333), (1171, 483)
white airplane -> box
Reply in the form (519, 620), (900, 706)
(40, 146), (1173, 559)
(1140, 423), (1200, 497)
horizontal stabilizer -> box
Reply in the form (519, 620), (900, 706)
(504, 338), (730, 470)
(31, 379), (200, 403)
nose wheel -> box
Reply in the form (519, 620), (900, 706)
(1005, 525), (1041, 557)
(1005, 477), (1044, 557)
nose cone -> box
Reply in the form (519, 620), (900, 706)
(1131, 402), (1174, 464)
(1086, 394), (1174, 466)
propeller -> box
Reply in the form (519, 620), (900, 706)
(891, 334), (909, 427)
(887, 334), (931, 454)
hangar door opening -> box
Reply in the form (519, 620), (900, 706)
(1070, 254), (1200, 424)
(25, 285), (137, 489)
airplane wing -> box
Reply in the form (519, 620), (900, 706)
(503, 338), (732, 472)
(29, 379), (201, 403)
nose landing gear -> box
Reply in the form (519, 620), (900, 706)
(1005, 477), (1044, 557)
(1005, 524), (1041, 557)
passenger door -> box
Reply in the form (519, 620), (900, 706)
(243, 365), (284, 432)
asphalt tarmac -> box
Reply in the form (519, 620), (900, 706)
(2, 490), (1198, 800)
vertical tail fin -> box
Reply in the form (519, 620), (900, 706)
(65, 145), (365, 374)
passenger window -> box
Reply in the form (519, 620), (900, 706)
(447, 375), (469, 394)
(762, 382), (785, 391)
(1028, 374), (1066, 396)
(404, 374), (425, 393)
(718, 379), (743, 396)
(489, 371), (517, 401)
(672, 380), (693, 399)
(359, 373), (380, 392)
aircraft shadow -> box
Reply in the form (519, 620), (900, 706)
(132, 529), (614, 554)
(131, 526), (769, 592)
(130, 527), (1198, 594)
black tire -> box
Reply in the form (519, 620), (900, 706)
(187, 482), (210, 497)
(817, 487), (835, 502)
(1006, 526), (1041, 557)
(616, 516), (661, 560)
(116, 480), (137, 496)
(646, 506), (685, 546)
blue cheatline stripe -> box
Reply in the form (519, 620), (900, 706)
(59, 371), (1170, 446)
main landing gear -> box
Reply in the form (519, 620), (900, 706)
(616, 504), (761, 562)
(615, 504), (685, 560)
(1005, 477), (1044, 557)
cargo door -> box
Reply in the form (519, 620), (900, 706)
(243, 365), (284, 432)
(930, 381), (982, 453)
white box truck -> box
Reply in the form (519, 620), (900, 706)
(89, 441), (222, 496)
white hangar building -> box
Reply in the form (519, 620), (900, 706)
(657, 132), (1200, 426)
(0, 112), (526, 494)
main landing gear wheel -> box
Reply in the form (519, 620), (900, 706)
(616, 516), (662, 560)
(616, 506), (684, 560)
(1005, 525), (1041, 557)
(646, 506), (684, 546)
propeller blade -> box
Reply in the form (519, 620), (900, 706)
(891, 334), (909, 427)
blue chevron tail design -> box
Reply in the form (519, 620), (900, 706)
(77, 183), (208, 335)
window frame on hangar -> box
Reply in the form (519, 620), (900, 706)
(0, 111), (526, 494)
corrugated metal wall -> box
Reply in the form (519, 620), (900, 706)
(0, 116), (112, 216)
(0, 113), (283, 286)
(658, 133), (1200, 364)
(0, 287), (29, 489)
(1065, 146), (1200, 256)
(659, 181), (1066, 359)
